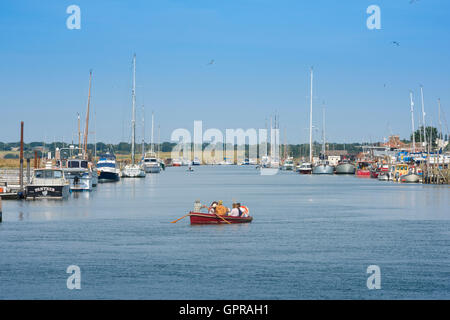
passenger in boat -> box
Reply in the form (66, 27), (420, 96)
(194, 200), (202, 212)
(229, 203), (240, 217)
(208, 201), (218, 214)
(215, 200), (229, 216)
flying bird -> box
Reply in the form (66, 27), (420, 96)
(409, 0), (419, 4)
(391, 41), (400, 46)
(207, 59), (215, 65)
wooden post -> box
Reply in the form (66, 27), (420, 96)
(19, 121), (24, 192)
(26, 158), (31, 184)
(0, 196), (2, 223)
(34, 151), (38, 168)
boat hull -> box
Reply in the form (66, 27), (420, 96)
(312, 165), (334, 174)
(122, 166), (146, 178)
(400, 173), (420, 183)
(67, 176), (93, 191)
(26, 185), (70, 199)
(189, 212), (253, 225)
(144, 165), (161, 173)
(98, 171), (120, 182)
(356, 169), (371, 177)
(335, 163), (355, 174)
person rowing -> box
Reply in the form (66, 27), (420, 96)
(208, 201), (218, 214)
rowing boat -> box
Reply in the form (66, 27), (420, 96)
(188, 212), (253, 225)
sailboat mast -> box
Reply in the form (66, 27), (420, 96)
(142, 105), (145, 157)
(158, 125), (160, 159)
(309, 67), (313, 163)
(151, 111), (154, 153)
(438, 98), (442, 142)
(270, 116), (273, 158)
(420, 85), (427, 150)
(410, 91), (416, 153)
(322, 107), (326, 156)
(83, 70), (92, 159)
(77, 113), (81, 151)
(131, 54), (136, 164)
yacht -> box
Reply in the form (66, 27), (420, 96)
(282, 157), (295, 171)
(192, 157), (201, 166)
(26, 164), (70, 199)
(172, 159), (182, 167)
(121, 54), (146, 178)
(312, 160), (334, 174)
(142, 152), (161, 173)
(122, 164), (146, 178)
(97, 153), (120, 182)
(298, 162), (313, 174)
(335, 160), (355, 174)
(63, 158), (94, 191)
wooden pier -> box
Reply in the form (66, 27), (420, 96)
(421, 165), (449, 185)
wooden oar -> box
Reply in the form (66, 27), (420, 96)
(215, 213), (231, 224)
(170, 213), (191, 223)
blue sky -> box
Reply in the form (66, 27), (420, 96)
(0, 0), (449, 144)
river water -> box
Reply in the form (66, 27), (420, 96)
(0, 166), (449, 299)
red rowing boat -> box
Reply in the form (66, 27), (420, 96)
(189, 212), (253, 225)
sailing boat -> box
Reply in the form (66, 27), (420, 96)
(312, 107), (334, 174)
(299, 68), (314, 174)
(122, 54), (146, 178)
(142, 111), (161, 173)
(61, 71), (97, 190)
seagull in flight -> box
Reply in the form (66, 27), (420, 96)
(207, 59), (215, 65)
(391, 41), (400, 47)
(409, 0), (419, 4)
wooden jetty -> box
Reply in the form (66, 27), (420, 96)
(421, 164), (449, 185)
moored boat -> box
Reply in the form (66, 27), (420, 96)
(192, 157), (201, 166)
(142, 152), (161, 173)
(63, 158), (94, 191)
(26, 165), (70, 199)
(97, 153), (120, 182)
(298, 162), (312, 174)
(189, 212), (253, 225)
(400, 172), (421, 183)
(356, 161), (371, 178)
(281, 157), (295, 171)
(312, 161), (334, 174)
(121, 54), (146, 178)
(335, 161), (355, 174)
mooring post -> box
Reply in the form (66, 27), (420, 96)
(19, 121), (24, 192)
(0, 196), (2, 223)
(26, 158), (31, 184)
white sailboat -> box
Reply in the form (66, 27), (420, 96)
(312, 107), (334, 174)
(122, 54), (146, 178)
(142, 111), (161, 173)
(299, 68), (314, 174)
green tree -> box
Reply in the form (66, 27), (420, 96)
(411, 126), (438, 148)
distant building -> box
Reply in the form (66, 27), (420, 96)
(381, 135), (406, 149)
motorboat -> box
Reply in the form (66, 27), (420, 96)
(97, 153), (120, 182)
(335, 160), (355, 174)
(142, 152), (161, 173)
(26, 164), (70, 199)
(298, 162), (312, 174)
(63, 158), (94, 191)
(312, 161), (334, 174)
(281, 157), (295, 171)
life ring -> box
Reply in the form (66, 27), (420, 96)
(240, 206), (249, 217)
